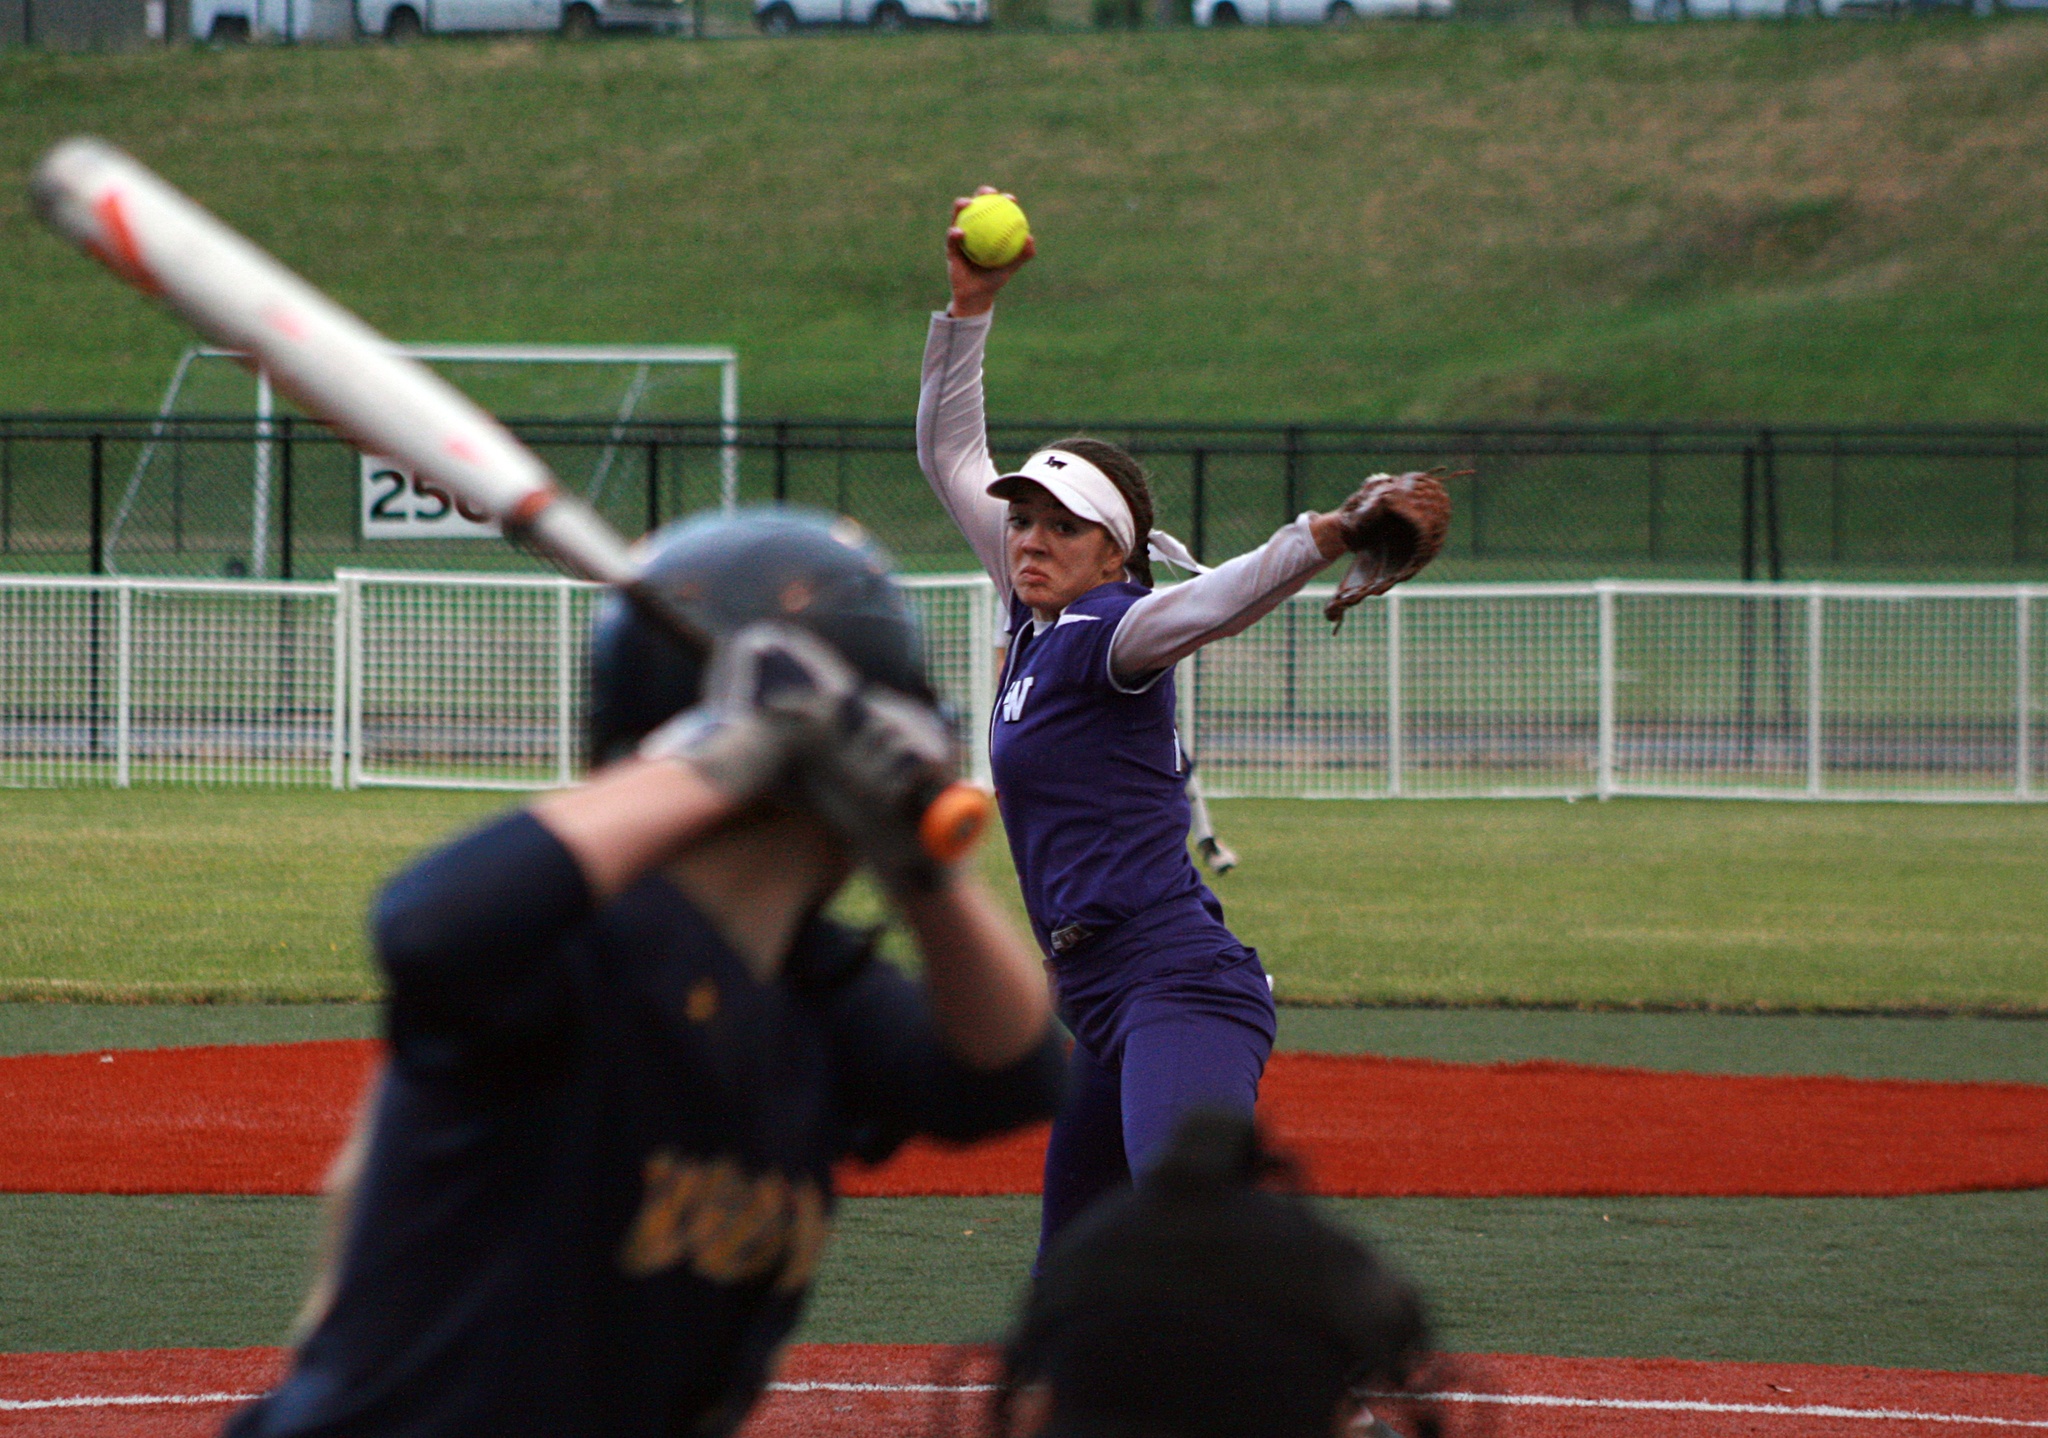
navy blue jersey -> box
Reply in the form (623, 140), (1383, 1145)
(227, 811), (1063, 1438)
(991, 584), (1211, 953)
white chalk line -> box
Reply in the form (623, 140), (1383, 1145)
(4, 1382), (2043, 1429)
(0, 1391), (259, 1411)
(1381, 1390), (2048, 1429)
(0, 1382), (998, 1413)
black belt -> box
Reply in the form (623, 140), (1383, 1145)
(1049, 923), (1096, 956)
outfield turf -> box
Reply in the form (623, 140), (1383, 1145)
(1217, 797), (2048, 1011)
(7, 24), (2048, 424)
(809, 1193), (2048, 1374)
(0, 789), (505, 1000)
(4, 788), (2044, 1009)
(5, 1191), (2040, 1374)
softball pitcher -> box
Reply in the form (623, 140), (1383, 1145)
(918, 191), (1450, 1260)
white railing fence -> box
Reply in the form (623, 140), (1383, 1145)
(4, 573), (2043, 802)
(0, 576), (345, 789)
(1185, 580), (2042, 802)
(342, 571), (996, 791)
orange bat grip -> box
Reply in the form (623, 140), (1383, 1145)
(918, 782), (993, 865)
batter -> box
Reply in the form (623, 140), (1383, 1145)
(226, 512), (1065, 1438)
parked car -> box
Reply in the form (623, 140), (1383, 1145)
(193, 0), (685, 40)
(753, 0), (985, 32)
(192, 0), (352, 39)
(356, 0), (685, 35)
(1194, 0), (1447, 22)
(1630, 0), (2004, 16)
(1628, 0), (1834, 16)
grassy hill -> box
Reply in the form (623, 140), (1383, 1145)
(4, 19), (2048, 423)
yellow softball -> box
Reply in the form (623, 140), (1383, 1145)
(957, 192), (1031, 270)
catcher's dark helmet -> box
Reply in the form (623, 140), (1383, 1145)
(999, 1112), (1435, 1438)
(586, 508), (931, 768)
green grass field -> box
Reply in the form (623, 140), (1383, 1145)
(2, 791), (2042, 1378)
(8, 22), (2048, 424)
(5, 1190), (2041, 1372)
(3, 786), (2044, 1009)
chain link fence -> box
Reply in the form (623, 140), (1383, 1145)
(4, 417), (2046, 584)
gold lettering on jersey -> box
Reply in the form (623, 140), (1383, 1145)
(685, 978), (719, 1024)
(775, 1179), (828, 1293)
(619, 1150), (831, 1289)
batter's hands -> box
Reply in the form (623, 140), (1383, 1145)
(638, 622), (858, 804)
(802, 685), (966, 896)
(946, 187), (1036, 320)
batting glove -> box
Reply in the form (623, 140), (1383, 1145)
(801, 685), (965, 896)
(637, 622), (858, 804)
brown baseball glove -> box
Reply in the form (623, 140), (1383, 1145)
(1324, 468), (1457, 630)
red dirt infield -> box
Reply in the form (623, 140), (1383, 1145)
(2, 1344), (2043, 1438)
(2, 1041), (2043, 1198)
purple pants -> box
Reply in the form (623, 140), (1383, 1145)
(1036, 892), (1276, 1264)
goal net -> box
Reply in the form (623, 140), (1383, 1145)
(102, 344), (739, 580)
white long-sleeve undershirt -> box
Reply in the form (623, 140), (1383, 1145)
(917, 309), (1336, 687)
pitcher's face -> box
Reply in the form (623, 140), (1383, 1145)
(1005, 486), (1126, 619)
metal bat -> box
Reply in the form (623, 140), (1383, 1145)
(32, 137), (989, 863)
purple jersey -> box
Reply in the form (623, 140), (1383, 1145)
(991, 582), (1210, 953)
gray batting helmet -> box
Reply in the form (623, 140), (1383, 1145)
(586, 508), (932, 767)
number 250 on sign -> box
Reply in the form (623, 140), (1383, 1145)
(360, 455), (501, 539)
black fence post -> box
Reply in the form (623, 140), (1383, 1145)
(645, 440), (661, 536)
(1761, 427), (1782, 582)
(275, 418), (299, 722)
(1190, 448), (1207, 564)
(1646, 432), (1663, 562)
(89, 432), (105, 576)
(2014, 442), (2028, 567)
(1762, 426), (1794, 742)
(1282, 426), (1300, 525)
(1469, 460), (1484, 558)
(87, 431), (105, 761)
(1740, 445), (1757, 582)
(773, 421), (789, 504)
(834, 429), (849, 517)
(278, 416), (295, 580)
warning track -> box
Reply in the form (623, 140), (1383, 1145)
(1, 1041), (2042, 1198)
(2, 1345), (2044, 1437)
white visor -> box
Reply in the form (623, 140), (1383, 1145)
(987, 449), (1136, 560)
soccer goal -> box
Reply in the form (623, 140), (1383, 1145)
(104, 344), (740, 579)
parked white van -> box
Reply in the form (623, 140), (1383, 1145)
(191, 0), (351, 38)
(753, 0), (985, 32)
(1629, 0), (1998, 16)
(193, 0), (683, 39)
(1193, 0), (1449, 22)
